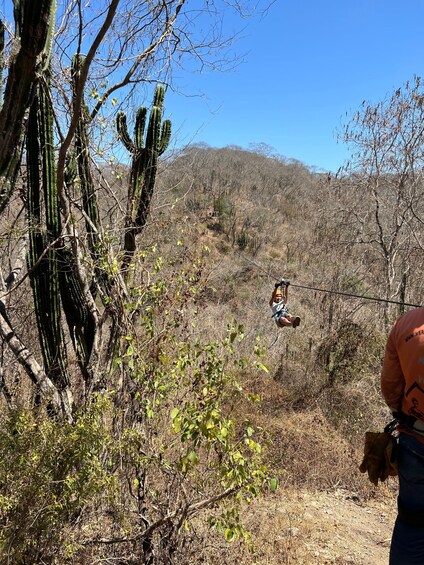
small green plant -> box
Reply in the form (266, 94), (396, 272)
(0, 396), (116, 564)
(102, 246), (271, 561)
(116, 320), (269, 559)
(213, 194), (235, 234)
(237, 230), (249, 250)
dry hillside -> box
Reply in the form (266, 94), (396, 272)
(0, 143), (410, 563)
(154, 144), (405, 562)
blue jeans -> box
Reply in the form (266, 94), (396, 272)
(390, 432), (424, 564)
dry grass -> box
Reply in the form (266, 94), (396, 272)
(241, 368), (391, 499)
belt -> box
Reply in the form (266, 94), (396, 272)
(393, 411), (424, 435)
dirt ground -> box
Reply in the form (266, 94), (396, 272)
(235, 485), (398, 565)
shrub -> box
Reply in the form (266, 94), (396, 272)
(0, 396), (116, 564)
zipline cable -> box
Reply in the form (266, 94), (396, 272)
(288, 282), (421, 309)
(240, 254), (422, 309)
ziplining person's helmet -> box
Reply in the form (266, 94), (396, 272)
(275, 288), (283, 298)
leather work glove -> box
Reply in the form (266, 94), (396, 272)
(383, 435), (398, 479)
(359, 431), (395, 486)
(274, 282), (281, 289)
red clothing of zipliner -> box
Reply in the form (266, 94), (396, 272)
(381, 307), (424, 442)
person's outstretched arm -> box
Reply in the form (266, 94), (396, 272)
(381, 325), (404, 413)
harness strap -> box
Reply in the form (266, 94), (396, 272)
(271, 302), (288, 318)
(272, 309), (288, 319)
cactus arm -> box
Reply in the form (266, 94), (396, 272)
(153, 84), (165, 108)
(72, 55), (101, 253)
(117, 112), (134, 153)
(144, 105), (161, 154)
(39, 78), (59, 238)
(134, 107), (147, 149)
(158, 119), (171, 155)
(75, 105), (101, 251)
(41, 0), (57, 71)
(26, 93), (42, 223)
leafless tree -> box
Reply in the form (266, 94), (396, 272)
(336, 77), (424, 325)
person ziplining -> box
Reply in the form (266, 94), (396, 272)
(240, 253), (422, 312)
(269, 279), (301, 329)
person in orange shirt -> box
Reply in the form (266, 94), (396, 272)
(381, 306), (424, 565)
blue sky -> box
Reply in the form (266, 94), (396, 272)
(166, 0), (424, 172)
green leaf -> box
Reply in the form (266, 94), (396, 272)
(170, 408), (180, 420)
(269, 477), (279, 492)
(225, 528), (236, 542)
(187, 450), (199, 464)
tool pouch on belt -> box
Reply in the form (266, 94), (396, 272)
(359, 420), (398, 486)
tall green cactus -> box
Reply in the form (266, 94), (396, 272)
(53, 53), (101, 382)
(72, 54), (101, 256)
(117, 85), (171, 261)
(24, 0), (73, 405)
(0, 20), (4, 114)
(26, 80), (70, 395)
(27, 66), (96, 393)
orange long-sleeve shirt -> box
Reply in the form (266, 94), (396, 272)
(381, 307), (424, 422)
